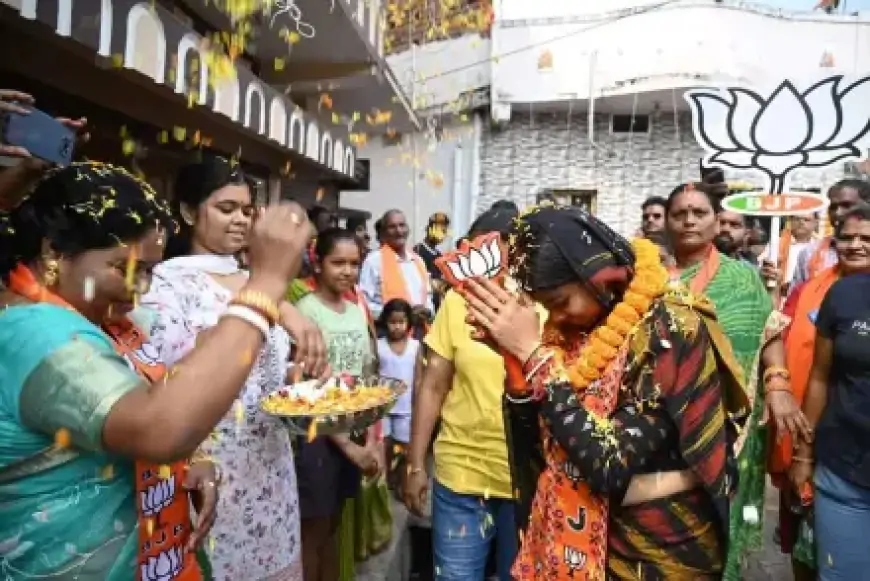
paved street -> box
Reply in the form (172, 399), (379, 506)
(744, 480), (792, 581)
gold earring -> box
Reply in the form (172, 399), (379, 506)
(43, 258), (59, 287)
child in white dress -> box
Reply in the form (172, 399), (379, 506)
(377, 299), (420, 492)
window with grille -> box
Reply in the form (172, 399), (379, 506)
(537, 189), (597, 214)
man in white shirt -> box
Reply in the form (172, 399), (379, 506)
(359, 209), (433, 325)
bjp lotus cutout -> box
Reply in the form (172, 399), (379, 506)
(686, 76), (870, 193)
(435, 233), (525, 392)
(435, 232), (507, 288)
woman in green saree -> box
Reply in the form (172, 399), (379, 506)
(0, 163), (312, 580)
(664, 183), (813, 579)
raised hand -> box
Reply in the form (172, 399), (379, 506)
(246, 202), (311, 297)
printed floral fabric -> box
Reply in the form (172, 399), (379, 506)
(141, 265), (302, 581)
(510, 298), (737, 580)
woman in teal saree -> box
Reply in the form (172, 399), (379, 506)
(665, 183), (812, 580)
(0, 163), (311, 579)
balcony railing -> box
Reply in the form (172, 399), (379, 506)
(8, 0), (357, 177)
(384, 0), (492, 55)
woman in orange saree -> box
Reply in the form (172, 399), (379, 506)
(463, 206), (747, 580)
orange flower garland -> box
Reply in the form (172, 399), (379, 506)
(556, 237), (669, 390)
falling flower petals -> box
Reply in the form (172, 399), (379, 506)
(55, 429), (71, 449)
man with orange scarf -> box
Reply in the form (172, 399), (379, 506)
(759, 215), (819, 297)
(790, 179), (870, 290)
(359, 209), (433, 336)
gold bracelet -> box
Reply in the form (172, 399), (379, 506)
(763, 366), (790, 384)
(231, 290), (280, 326)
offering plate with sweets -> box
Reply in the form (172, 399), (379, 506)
(260, 374), (406, 437)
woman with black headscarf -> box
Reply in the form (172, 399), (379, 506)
(462, 205), (748, 580)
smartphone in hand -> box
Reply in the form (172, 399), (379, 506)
(0, 105), (75, 166)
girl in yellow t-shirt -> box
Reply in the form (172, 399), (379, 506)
(403, 205), (520, 581)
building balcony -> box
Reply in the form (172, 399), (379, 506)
(174, 0), (422, 134)
(2, 0), (363, 180)
(491, 0), (870, 115)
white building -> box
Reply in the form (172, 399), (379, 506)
(345, 0), (870, 239)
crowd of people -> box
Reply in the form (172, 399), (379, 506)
(2, 89), (870, 581)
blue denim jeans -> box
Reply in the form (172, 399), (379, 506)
(814, 463), (870, 580)
(431, 479), (518, 581)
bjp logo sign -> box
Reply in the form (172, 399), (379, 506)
(434, 232), (508, 288)
(721, 191), (829, 217)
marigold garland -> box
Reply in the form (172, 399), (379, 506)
(552, 237), (669, 391)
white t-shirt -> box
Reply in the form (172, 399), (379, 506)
(377, 337), (419, 417)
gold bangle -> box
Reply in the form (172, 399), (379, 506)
(763, 366), (790, 383)
(231, 290), (280, 326)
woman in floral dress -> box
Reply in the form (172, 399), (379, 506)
(462, 206), (747, 579)
(142, 155), (326, 581)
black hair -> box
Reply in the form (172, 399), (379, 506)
(700, 162), (726, 184)
(468, 205), (519, 240)
(835, 203), (870, 237)
(163, 153), (252, 259)
(830, 179), (870, 203)
(309, 205), (338, 233)
(665, 182), (722, 214)
(346, 216), (367, 232)
(378, 298), (413, 331)
(490, 200), (519, 212)
(313, 227), (358, 261)
(308, 205), (329, 222)
(641, 196), (667, 211)
(0, 162), (174, 282)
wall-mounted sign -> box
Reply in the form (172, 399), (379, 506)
(722, 192), (829, 217)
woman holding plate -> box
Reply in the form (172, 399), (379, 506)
(294, 227), (383, 581)
(461, 205), (747, 579)
(142, 155), (327, 581)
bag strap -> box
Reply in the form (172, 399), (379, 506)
(0, 445), (80, 485)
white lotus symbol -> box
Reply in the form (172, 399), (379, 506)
(139, 474), (176, 517)
(443, 237), (503, 282)
(686, 76), (870, 191)
(141, 546), (183, 581)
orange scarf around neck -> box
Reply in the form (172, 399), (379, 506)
(769, 266), (839, 486)
(7, 265), (202, 581)
(380, 245), (428, 306)
(670, 246), (721, 295)
(806, 238), (834, 281)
